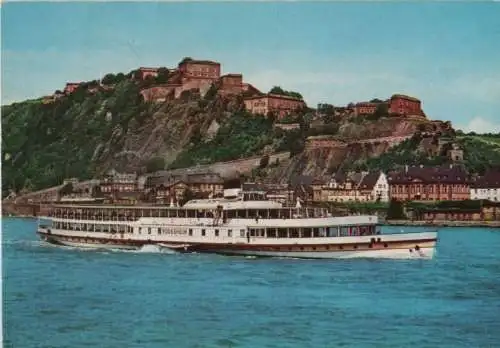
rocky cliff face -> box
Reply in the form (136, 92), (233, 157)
(1, 81), (245, 195)
(265, 116), (455, 181)
(93, 93), (244, 173)
(339, 117), (414, 139)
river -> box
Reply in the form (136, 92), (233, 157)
(3, 218), (500, 347)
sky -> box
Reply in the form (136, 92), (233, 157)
(2, 1), (500, 133)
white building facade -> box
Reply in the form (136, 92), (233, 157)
(370, 172), (390, 202)
(470, 187), (500, 201)
(470, 171), (500, 201)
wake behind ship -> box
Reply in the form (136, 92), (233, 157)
(37, 189), (438, 259)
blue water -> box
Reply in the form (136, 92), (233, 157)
(3, 218), (500, 348)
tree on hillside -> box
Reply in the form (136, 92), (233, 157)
(155, 68), (170, 84)
(370, 98), (384, 103)
(367, 103), (389, 120)
(270, 86), (286, 95)
(127, 69), (140, 79)
(269, 86), (303, 100)
(146, 156), (166, 173)
(115, 73), (126, 83)
(141, 75), (156, 88)
(386, 199), (406, 220)
(259, 154), (270, 168)
(204, 84), (218, 100)
(317, 103), (335, 115)
(266, 112), (277, 124)
(179, 187), (195, 206)
(288, 91), (303, 99)
(180, 57), (193, 65)
(376, 102), (388, 115)
(102, 73), (117, 85)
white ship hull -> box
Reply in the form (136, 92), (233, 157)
(202, 247), (435, 259)
(39, 234), (137, 250)
(38, 230), (437, 260)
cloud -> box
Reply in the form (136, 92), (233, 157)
(456, 116), (500, 134)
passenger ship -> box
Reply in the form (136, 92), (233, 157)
(37, 189), (438, 259)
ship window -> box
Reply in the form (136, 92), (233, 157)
(313, 228), (320, 237)
(277, 228), (287, 238)
(267, 228), (277, 238)
(288, 228), (299, 238)
(228, 229), (232, 237)
(202, 229), (206, 236)
(189, 229), (193, 236)
(339, 226), (349, 236)
(302, 228), (312, 238)
(215, 229), (219, 237)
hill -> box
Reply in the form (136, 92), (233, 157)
(2, 61), (497, 196)
(2, 79), (298, 195)
(341, 131), (500, 175)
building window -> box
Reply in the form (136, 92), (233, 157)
(202, 229), (206, 236)
(228, 229), (232, 237)
(148, 228), (152, 235)
(215, 229), (219, 237)
(240, 229), (245, 237)
(189, 229), (193, 236)
(138, 227), (142, 234)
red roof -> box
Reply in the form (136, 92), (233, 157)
(472, 170), (500, 189)
(388, 165), (470, 184)
(358, 171), (382, 190)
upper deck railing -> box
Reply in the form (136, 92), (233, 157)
(44, 204), (336, 221)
